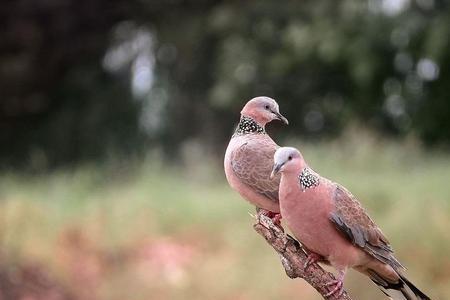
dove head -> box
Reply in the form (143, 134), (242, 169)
(270, 147), (304, 179)
(241, 96), (288, 126)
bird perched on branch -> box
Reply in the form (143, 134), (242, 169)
(271, 146), (431, 300)
(224, 96), (288, 222)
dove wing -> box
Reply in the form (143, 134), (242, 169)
(329, 184), (404, 270)
(230, 140), (280, 203)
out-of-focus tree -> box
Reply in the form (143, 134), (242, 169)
(1, 0), (449, 169)
(0, 0), (143, 168)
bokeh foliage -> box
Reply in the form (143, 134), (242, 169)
(1, 0), (449, 168)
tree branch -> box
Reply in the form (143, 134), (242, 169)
(253, 213), (353, 300)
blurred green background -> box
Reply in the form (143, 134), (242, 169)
(1, 0), (449, 299)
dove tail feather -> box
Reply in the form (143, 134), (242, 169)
(369, 272), (431, 300)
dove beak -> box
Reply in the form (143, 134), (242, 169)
(270, 163), (284, 179)
(273, 111), (289, 125)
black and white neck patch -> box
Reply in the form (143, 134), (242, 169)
(298, 167), (320, 191)
(233, 116), (265, 136)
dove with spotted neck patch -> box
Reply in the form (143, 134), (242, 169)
(224, 96), (288, 217)
(271, 146), (431, 300)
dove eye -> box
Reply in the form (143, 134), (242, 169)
(288, 156), (292, 160)
(264, 105), (270, 110)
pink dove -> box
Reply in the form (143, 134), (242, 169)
(271, 147), (430, 299)
(224, 96), (288, 219)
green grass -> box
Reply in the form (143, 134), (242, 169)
(0, 136), (449, 299)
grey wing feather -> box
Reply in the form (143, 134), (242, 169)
(329, 184), (404, 270)
(230, 141), (280, 203)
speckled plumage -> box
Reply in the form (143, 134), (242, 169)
(298, 167), (320, 191)
(233, 116), (266, 136)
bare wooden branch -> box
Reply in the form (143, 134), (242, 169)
(253, 213), (353, 300)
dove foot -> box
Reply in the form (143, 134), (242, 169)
(324, 270), (345, 298)
(270, 213), (282, 226)
(303, 252), (323, 270)
(258, 209), (283, 228)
